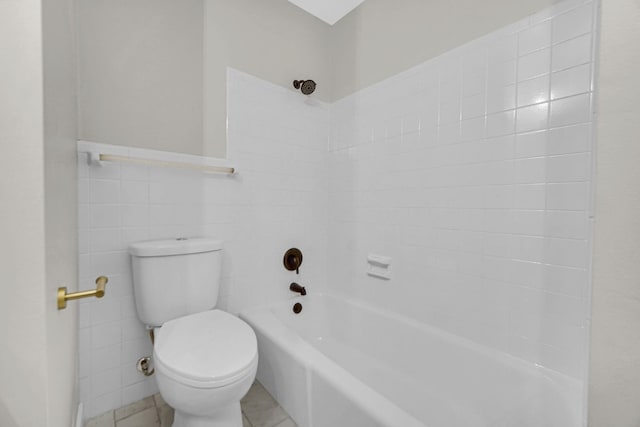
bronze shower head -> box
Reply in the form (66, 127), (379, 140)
(293, 79), (316, 95)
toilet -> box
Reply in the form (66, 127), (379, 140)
(129, 238), (257, 427)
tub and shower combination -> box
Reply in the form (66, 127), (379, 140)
(241, 293), (582, 427)
(239, 0), (594, 423)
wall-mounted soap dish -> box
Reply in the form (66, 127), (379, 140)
(367, 253), (391, 280)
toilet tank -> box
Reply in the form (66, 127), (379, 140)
(129, 238), (223, 326)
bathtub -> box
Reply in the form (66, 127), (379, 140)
(240, 293), (583, 427)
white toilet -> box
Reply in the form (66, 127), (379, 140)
(129, 238), (258, 427)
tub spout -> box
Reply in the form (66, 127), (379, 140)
(290, 282), (306, 296)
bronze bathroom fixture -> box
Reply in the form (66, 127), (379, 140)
(293, 303), (303, 314)
(293, 79), (316, 95)
(283, 248), (303, 274)
(290, 282), (307, 296)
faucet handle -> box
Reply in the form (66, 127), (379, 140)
(283, 248), (303, 274)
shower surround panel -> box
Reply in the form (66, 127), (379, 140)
(327, 0), (595, 380)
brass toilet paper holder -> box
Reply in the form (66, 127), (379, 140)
(57, 276), (108, 310)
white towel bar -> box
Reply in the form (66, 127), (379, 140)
(89, 152), (235, 175)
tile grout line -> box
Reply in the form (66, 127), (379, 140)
(154, 400), (160, 426)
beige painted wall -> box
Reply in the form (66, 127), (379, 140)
(589, 0), (640, 426)
(43, 0), (79, 423)
(329, 0), (564, 100)
(0, 0), (78, 425)
(77, 0), (205, 155)
(202, 0), (331, 156)
(77, 0), (332, 157)
(78, 0), (572, 156)
(0, 0), (49, 426)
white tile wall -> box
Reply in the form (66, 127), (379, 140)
(80, 0), (596, 419)
(77, 68), (328, 419)
(327, 0), (596, 380)
(77, 143), (207, 419)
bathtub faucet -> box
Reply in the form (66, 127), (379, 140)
(290, 282), (307, 296)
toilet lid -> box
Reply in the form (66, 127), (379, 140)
(154, 310), (257, 388)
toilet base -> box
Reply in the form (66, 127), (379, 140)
(172, 401), (242, 427)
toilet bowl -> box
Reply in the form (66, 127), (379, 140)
(153, 310), (258, 427)
(128, 238), (258, 427)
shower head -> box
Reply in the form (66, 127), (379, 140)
(293, 79), (316, 95)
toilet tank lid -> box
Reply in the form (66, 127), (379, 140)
(129, 238), (223, 257)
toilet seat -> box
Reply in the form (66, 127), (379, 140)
(154, 310), (258, 389)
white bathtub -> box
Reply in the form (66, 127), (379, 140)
(240, 293), (583, 427)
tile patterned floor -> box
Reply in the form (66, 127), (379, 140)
(85, 382), (297, 427)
